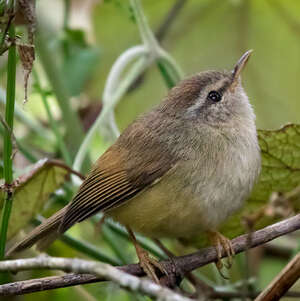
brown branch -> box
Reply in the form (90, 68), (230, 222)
(48, 159), (85, 180)
(1, 272), (300, 299)
(0, 214), (299, 296)
(0, 257), (193, 301)
(173, 214), (300, 275)
(155, 0), (187, 42)
(212, 290), (300, 299)
(255, 252), (300, 301)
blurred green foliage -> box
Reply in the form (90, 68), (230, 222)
(91, 0), (300, 132)
(0, 0), (300, 300)
(61, 28), (100, 97)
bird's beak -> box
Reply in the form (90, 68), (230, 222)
(230, 50), (253, 91)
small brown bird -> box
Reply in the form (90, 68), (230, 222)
(7, 51), (261, 282)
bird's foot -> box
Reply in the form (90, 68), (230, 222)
(136, 245), (167, 283)
(126, 227), (167, 283)
(208, 231), (235, 278)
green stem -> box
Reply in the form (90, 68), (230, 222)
(0, 24), (16, 259)
(0, 123), (37, 163)
(157, 52), (183, 87)
(73, 56), (149, 173)
(89, 214), (167, 261)
(0, 89), (53, 141)
(0, 1), (4, 16)
(14, 140), (37, 163)
(32, 218), (120, 265)
(33, 69), (72, 166)
(157, 61), (177, 89)
(102, 224), (131, 264)
(130, 0), (159, 52)
(104, 219), (167, 260)
(130, 0), (183, 88)
(62, 0), (71, 59)
(63, 0), (70, 30)
(36, 21), (90, 171)
(60, 235), (120, 266)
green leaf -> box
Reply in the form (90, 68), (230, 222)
(60, 28), (101, 96)
(0, 159), (69, 241)
(192, 124), (300, 248)
(254, 124), (300, 204)
(63, 47), (100, 96)
(64, 28), (89, 48)
(0, 161), (3, 179)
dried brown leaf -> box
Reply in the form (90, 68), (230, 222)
(17, 43), (35, 104)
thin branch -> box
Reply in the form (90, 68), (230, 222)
(255, 252), (300, 301)
(33, 69), (72, 166)
(174, 214), (300, 276)
(0, 214), (299, 296)
(36, 18), (90, 170)
(1, 273), (300, 299)
(211, 290), (300, 299)
(48, 159), (86, 180)
(0, 257), (193, 301)
(155, 0), (187, 42)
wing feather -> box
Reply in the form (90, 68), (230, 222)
(60, 169), (141, 232)
(60, 112), (178, 233)
(69, 174), (129, 208)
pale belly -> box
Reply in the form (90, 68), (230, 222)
(107, 164), (249, 239)
(108, 184), (208, 238)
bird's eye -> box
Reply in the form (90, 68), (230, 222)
(207, 91), (222, 102)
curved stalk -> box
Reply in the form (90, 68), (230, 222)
(73, 56), (149, 180)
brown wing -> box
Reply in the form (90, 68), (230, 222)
(59, 114), (178, 233)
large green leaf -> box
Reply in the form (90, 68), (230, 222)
(254, 124), (300, 205)
(0, 159), (69, 240)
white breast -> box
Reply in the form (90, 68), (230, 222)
(184, 122), (261, 230)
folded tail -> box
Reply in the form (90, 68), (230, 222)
(6, 206), (69, 257)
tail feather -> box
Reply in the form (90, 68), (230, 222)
(6, 206), (69, 257)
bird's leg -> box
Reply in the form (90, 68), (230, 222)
(126, 227), (166, 284)
(94, 215), (106, 237)
(207, 231), (235, 277)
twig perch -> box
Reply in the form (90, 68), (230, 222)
(255, 252), (300, 301)
(0, 257), (192, 301)
(0, 214), (299, 297)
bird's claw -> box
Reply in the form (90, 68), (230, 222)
(208, 231), (235, 279)
(137, 246), (167, 283)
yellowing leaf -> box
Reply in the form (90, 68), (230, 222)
(0, 159), (69, 240)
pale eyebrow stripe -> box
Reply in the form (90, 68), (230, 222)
(217, 79), (232, 95)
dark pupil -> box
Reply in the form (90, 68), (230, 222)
(208, 91), (221, 102)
